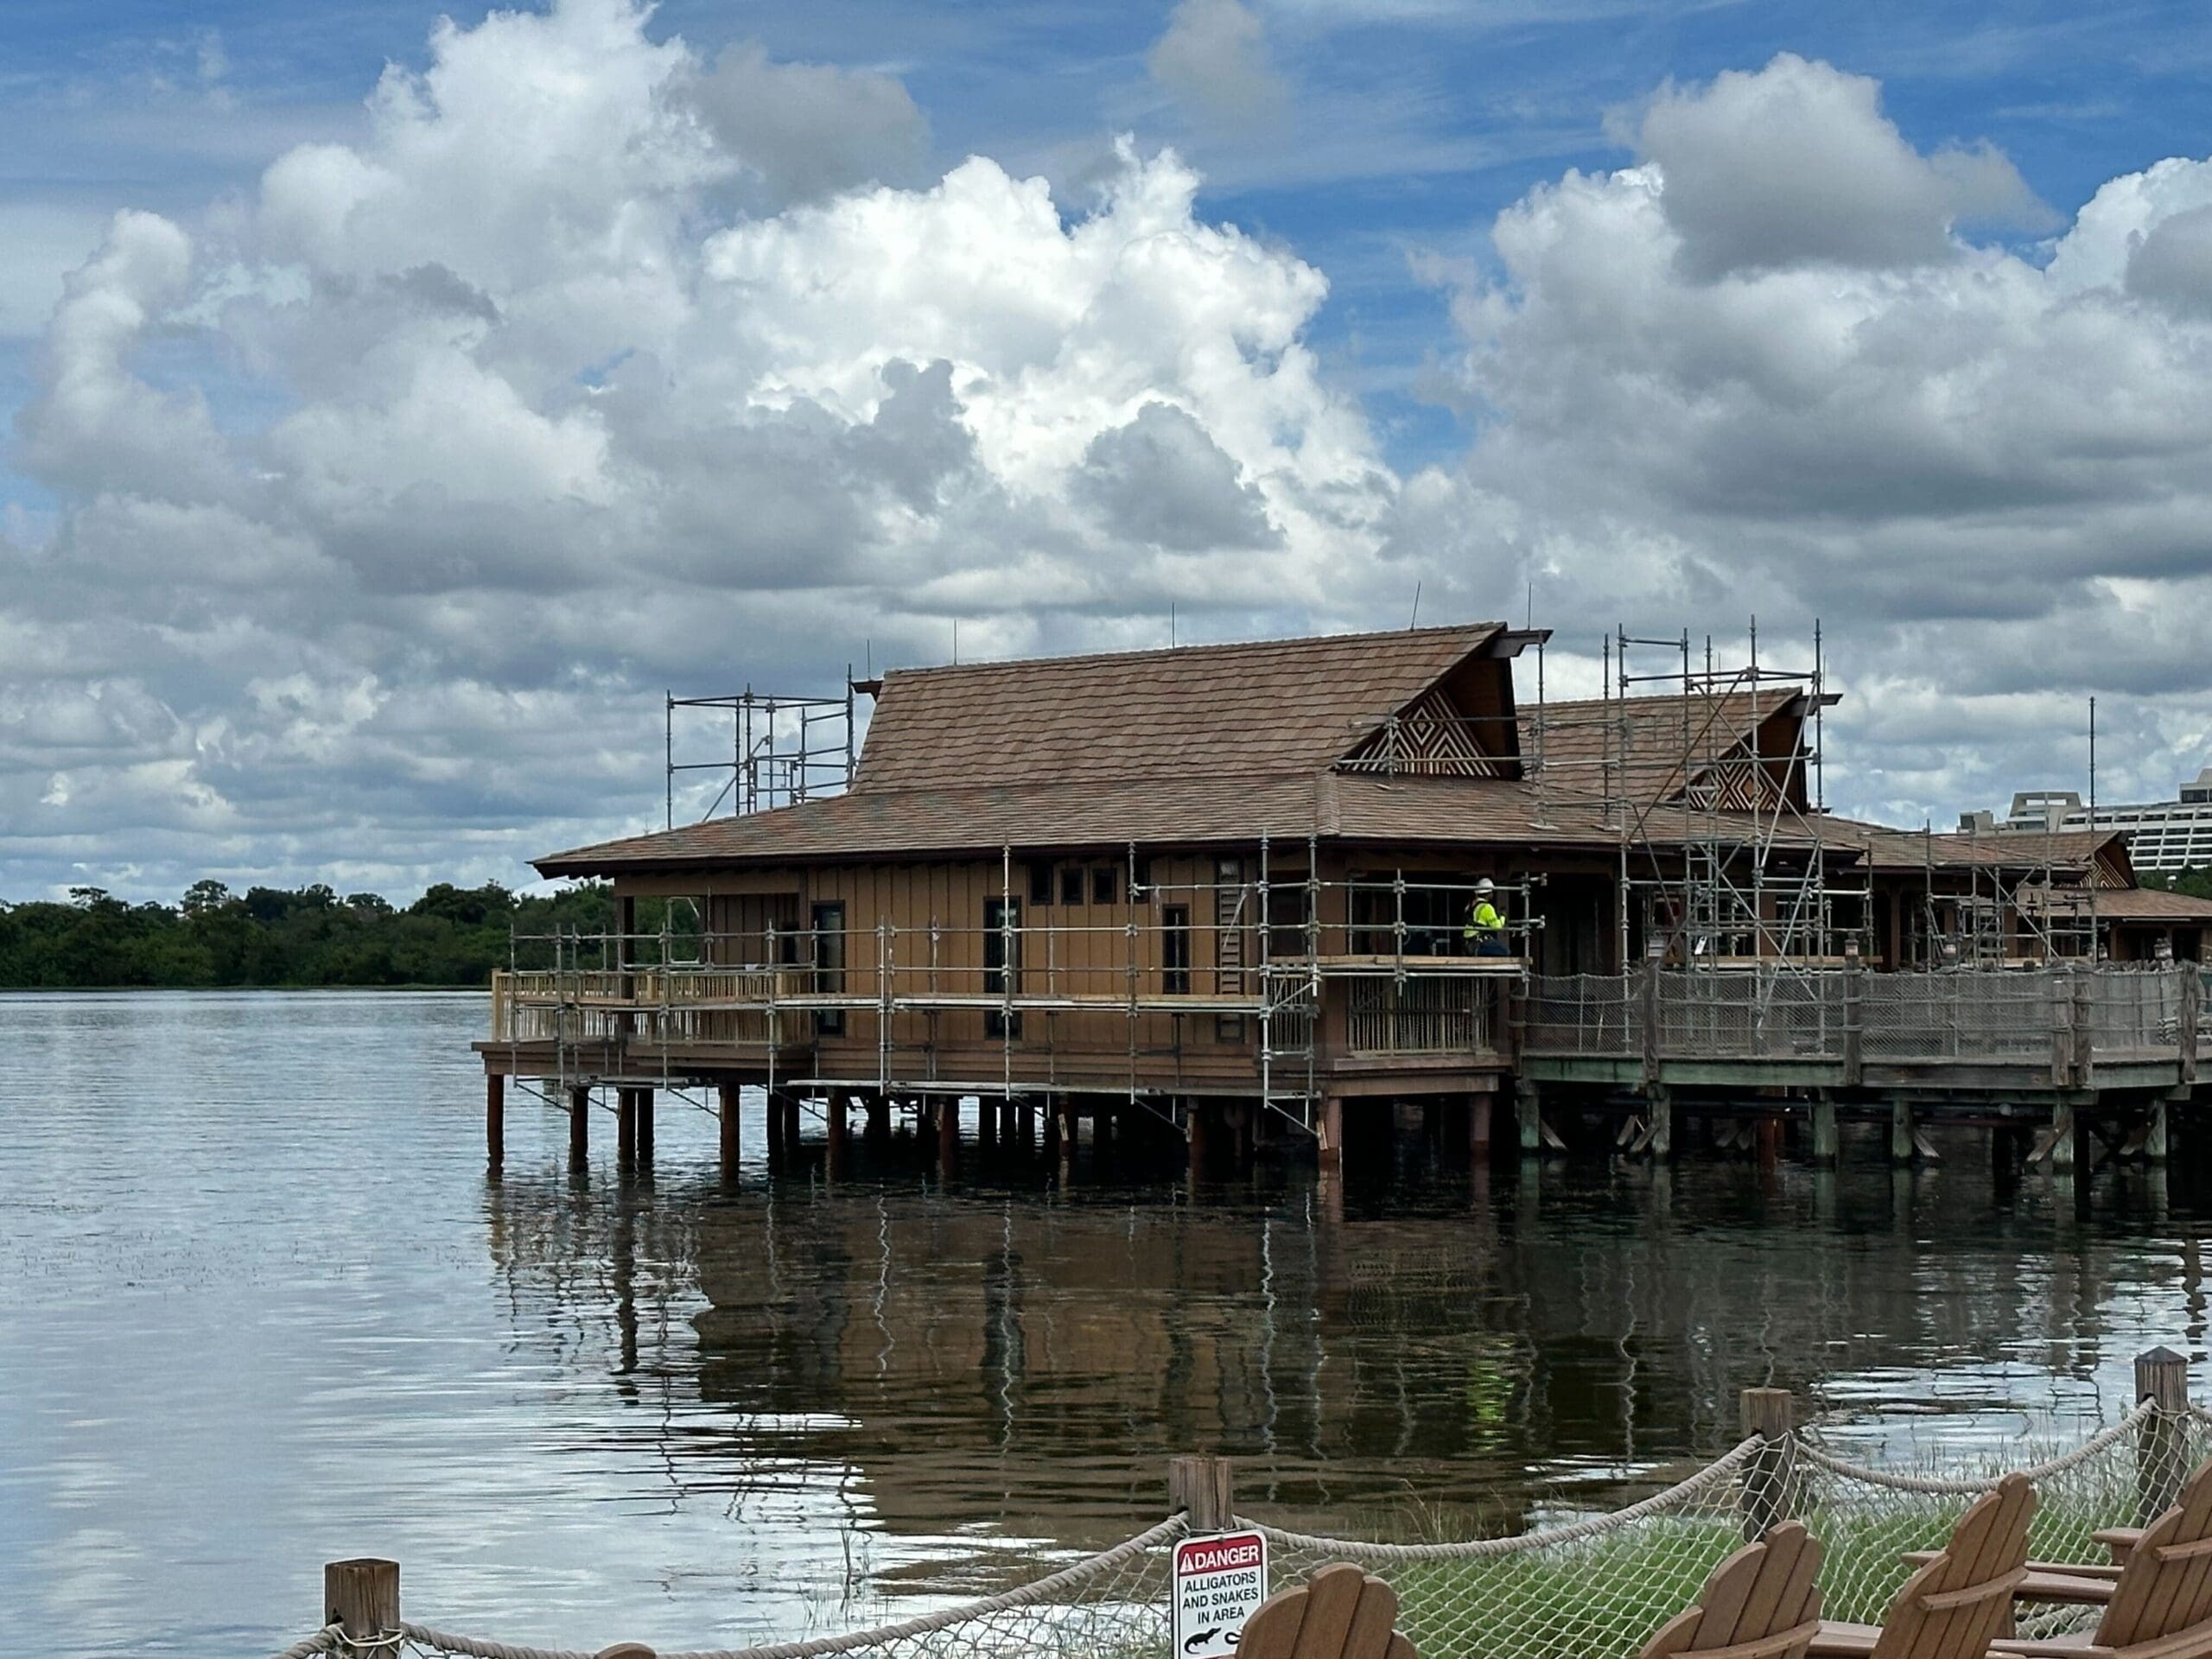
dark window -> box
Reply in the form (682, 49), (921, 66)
(1092, 866), (1119, 906)
(1028, 861), (1052, 906)
(1163, 905), (1191, 995)
(1133, 855), (1152, 892)
(811, 902), (846, 1037)
(1060, 867), (1085, 906)
(1267, 883), (1310, 963)
(984, 896), (1022, 1039)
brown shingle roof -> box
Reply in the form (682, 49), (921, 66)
(537, 775), (1336, 872)
(1520, 690), (1802, 805)
(534, 774), (1853, 874)
(1825, 819), (2121, 874)
(532, 626), (1893, 876)
(2039, 887), (2212, 921)
(851, 622), (1504, 791)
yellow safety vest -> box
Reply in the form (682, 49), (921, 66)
(1464, 900), (1503, 938)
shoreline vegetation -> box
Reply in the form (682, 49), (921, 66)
(0, 880), (691, 990)
(5, 869), (2209, 993)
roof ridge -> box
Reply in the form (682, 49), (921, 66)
(878, 621), (1504, 683)
(852, 765), (1335, 798)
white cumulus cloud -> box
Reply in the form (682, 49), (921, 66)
(0, 0), (1445, 899)
(1431, 53), (2212, 817)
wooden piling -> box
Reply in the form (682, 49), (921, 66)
(1168, 1455), (1236, 1533)
(2136, 1346), (2190, 1522)
(325, 1558), (400, 1650)
(1470, 1095), (1493, 1163)
(569, 1084), (590, 1166)
(717, 1081), (741, 1179)
(1811, 1094), (1840, 1166)
(635, 1087), (654, 1167)
(938, 1097), (959, 1179)
(616, 1087), (638, 1170)
(2050, 1102), (2077, 1173)
(867, 1095), (890, 1148)
(978, 1096), (999, 1155)
(485, 1073), (505, 1173)
(1316, 1094), (1343, 1176)
(826, 1093), (848, 1177)
(1888, 1099), (1915, 1166)
(1738, 1386), (1796, 1540)
(766, 1089), (786, 1174)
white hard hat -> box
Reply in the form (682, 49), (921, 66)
(1474, 877), (1495, 895)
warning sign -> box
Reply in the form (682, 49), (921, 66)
(1173, 1529), (1268, 1659)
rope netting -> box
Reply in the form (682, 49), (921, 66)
(1786, 1401), (2199, 1642)
(1255, 1439), (1770, 1659)
(1253, 1404), (2210, 1659)
(321, 1514), (1185, 1659)
(279, 1408), (2212, 1659)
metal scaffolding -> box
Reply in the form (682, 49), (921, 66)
(664, 681), (857, 828)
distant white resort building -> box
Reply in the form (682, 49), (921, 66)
(1961, 768), (2212, 874)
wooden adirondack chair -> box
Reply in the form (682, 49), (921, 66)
(1946, 1459), (2212, 1611)
(1807, 1473), (2037, 1659)
(1982, 1480), (2212, 1659)
(1638, 1522), (1826, 1659)
(1237, 1562), (1414, 1659)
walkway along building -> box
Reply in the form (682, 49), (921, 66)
(478, 623), (2212, 1178)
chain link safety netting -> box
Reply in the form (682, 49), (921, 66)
(275, 1407), (2212, 1659)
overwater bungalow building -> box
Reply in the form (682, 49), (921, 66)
(482, 624), (2211, 1175)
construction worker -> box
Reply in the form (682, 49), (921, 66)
(1464, 877), (1509, 958)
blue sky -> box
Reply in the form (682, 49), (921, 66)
(3, 0), (2210, 899)
(4, 0), (2202, 490)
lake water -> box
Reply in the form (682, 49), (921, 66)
(4, 990), (2211, 1657)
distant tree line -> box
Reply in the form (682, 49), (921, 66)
(0, 880), (693, 989)
(2151, 868), (2212, 901)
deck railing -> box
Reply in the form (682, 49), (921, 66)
(1522, 962), (2204, 1077)
(1655, 969), (1847, 1061)
(491, 968), (804, 1046)
(492, 958), (2201, 1081)
(1858, 969), (2056, 1065)
(1346, 976), (1498, 1055)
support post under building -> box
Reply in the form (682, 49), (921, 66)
(718, 1081), (741, 1179)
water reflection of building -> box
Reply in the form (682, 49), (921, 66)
(486, 1162), (2187, 1550)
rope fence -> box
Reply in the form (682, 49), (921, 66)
(283, 1351), (2210, 1659)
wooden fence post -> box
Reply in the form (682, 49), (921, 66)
(1169, 1454), (1237, 1534)
(2136, 1345), (2190, 1523)
(1739, 1387), (1795, 1540)
(325, 1558), (399, 1652)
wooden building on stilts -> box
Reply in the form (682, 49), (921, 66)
(476, 623), (2212, 1182)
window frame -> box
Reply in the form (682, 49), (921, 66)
(1162, 904), (1191, 995)
(811, 900), (846, 1038)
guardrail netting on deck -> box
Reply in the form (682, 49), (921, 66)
(279, 1404), (2212, 1659)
